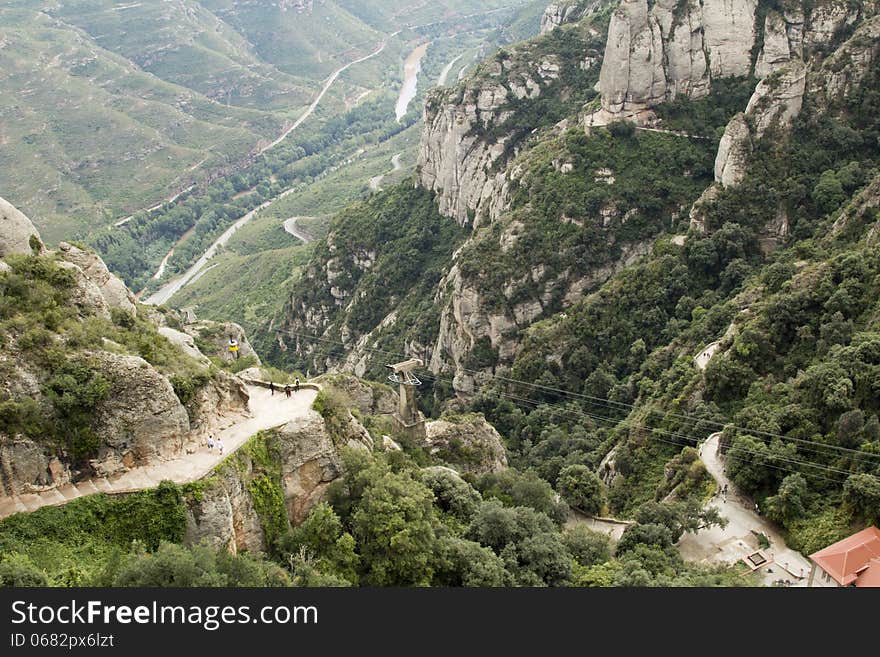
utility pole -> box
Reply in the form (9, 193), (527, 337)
(386, 358), (426, 440)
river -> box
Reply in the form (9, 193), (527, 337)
(141, 41), (391, 306)
(395, 42), (429, 122)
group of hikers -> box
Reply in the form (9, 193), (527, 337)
(204, 379), (301, 455)
(268, 379), (299, 398)
(206, 434), (223, 454)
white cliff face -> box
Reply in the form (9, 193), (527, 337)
(808, 15), (880, 104)
(713, 59), (807, 188)
(592, 0), (872, 121)
(0, 196), (40, 257)
(417, 55), (563, 228)
(597, 0), (763, 120)
(804, 0), (877, 51)
(429, 239), (654, 390)
(57, 242), (138, 316)
(541, 0), (605, 34)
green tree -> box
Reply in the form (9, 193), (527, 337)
(276, 502), (359, 584)
(556, 465), (606, 515)
(812, 170), (846, 214)
(843, 474), (880, 523)
(562, 525), (611, 567)
(0, 553), (48, 587)
(764, 474), (808, 526)
(351, 470), (438, 586)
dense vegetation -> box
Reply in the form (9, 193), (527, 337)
(261, 184), (468, 375)
(477, 43), (880, 551)
(0, 482), (287, 587)
(0, 253), (217, 463)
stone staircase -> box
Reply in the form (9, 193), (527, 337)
(0, 472), (167, 520)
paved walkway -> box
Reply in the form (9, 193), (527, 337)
(0, 385), (317, 520)
(694, 341), (720, 370)
(678, 433), (812, 586)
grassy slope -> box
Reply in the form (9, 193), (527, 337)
(0, 6), (289, 243)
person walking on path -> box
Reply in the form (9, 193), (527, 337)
(217, 438), (224, 455)
(294, 378), (300, 394)
(284, 385), (291, 398)
(207, 434), (215, 451)
(269, 382), (275, 396)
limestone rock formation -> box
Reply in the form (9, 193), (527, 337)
(713, 60), (807, 190)
(57, 242), (137, 316)
(597, 0), (763, 120)
(185, 408), (373, 553)
(88, 352), (192, 475)
(593, 0), (870, 121)
(808, 15), (880, 108)
(0, 196), (40, 258)
(183, 320), (261, 365)
(418, 51), (563, 227)
(424, 415), (508, 475)
(541, 0), (602, 33)
(313, 373), (397, 416)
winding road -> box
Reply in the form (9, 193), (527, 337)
(282, 217), (314, 244)
(678, 433), (812, 585)
(368, 152), (403, 192)
(131, 41), (392, 300)
(0, 385), (318, 520)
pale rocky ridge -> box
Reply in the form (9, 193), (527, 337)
(424, 415), (508, 475)
(691, 15), (878, 235)
(279, 1), (877, 399)
(593, 0), (875, 124)
(0, 196), (41, 258)
(541, 0), (608, 34)
(0, 199), (250, 496)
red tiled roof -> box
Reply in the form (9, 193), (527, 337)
(856, 558), (880, 588)
(810, 526), (880, 587)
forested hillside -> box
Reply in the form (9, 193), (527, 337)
(270, 0), (880, 563)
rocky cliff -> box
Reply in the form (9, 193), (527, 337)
(594, 0), (875, 122)
(691, 15), (879, 235)
(184, 400), (373, 553)
(417, 13), (607, 229)
(275, 0), (877, 401)
(0, 200), (250, 496)
(541, 0), (607, 34)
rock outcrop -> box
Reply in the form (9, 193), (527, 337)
(594, 0), (873, 121)
(0, 198), (251, 495)
(808, 15), (880, 108)
(424, 414), (508, 476)
(0, 196), (40, 257)
(57, 242), (137, 316)
(597, 0), (759, 120)
(312, 373), (397, 416)
(185, 408), (371, 553)
(541, 0), (601, 33)
(183, 320), (261, 365)
(417, 52), (562, 228)
(429, 239), (653, 392)
(713, 60), (807, 189)
(88, 352), (192, 475)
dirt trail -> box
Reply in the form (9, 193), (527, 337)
(678, 433), (812, 585)
(0, 386), (317, 520)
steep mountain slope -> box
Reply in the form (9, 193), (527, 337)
(268, 0), (880, 552)
(0, 5), (290, 243)
(0, 198), (250, 495)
